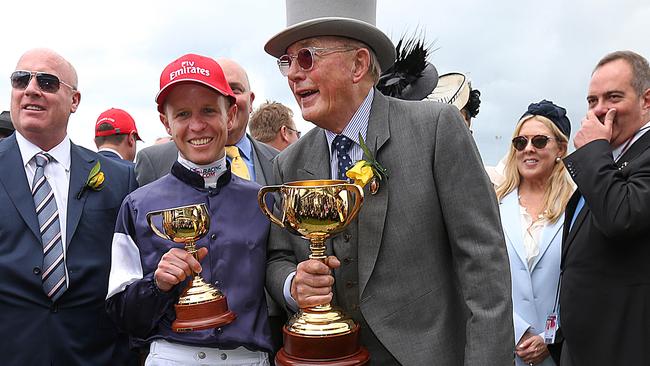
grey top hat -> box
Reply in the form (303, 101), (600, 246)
(0, 111), (14, 135)
(265, 0), (396, 71)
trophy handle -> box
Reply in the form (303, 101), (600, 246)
(258, 185), (285, 229)
(343, 184), (364, 225)
(146, 210), (171, 240)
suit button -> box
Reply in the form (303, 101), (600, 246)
(346, 281), (356, 288)
(210, 234), (217, 240)
(33, 267), (41, 275)
(50, 304), (58, 313)
(197, 351), (206, 359)
(344, 234), (352, 242)
(217, 327), (223, 334)
(343, 257), (353, 264)
(220, 353), (228, 360)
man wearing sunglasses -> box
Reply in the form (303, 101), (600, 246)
(0, 48), (138, 365)
(559, 51), (650, 366)
(263, 1), (513, 365)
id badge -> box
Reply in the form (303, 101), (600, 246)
(544, 313), (557, 344)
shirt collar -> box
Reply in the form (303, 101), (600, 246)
(325, 88), (374, 150)
(15, 131), (71, 171)
(233, 134), (253, 161)
(98, 147), (124, 160)
(611, 119), (650, 161)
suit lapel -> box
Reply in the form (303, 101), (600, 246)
(358, 91), (390, 297)
(616, 128), (650, 168)
(298, 129), (331, 180)
(500, 190), (528, 268)
(0, 135), (41, 241)
(66, 144), (94, 248)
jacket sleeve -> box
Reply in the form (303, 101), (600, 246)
(432, 104), (515, 364)
(564, 139), (650, 238)
(105, 195), (181, 338)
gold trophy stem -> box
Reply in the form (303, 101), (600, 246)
(185, 241), (199, 277)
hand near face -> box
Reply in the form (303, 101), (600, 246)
(291, 256), (341, 308)
(574, 109), (616, 149)
(154, 247), (208, 292)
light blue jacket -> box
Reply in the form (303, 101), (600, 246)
(501, 189), (562, 366)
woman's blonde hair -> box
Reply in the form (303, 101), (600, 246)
(495, 115), (574, 222)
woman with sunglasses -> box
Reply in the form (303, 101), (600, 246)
(495, 100), (574, 366)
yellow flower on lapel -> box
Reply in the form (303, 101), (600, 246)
(345, 133), (388, 191)
(346, 161), (374, 187)
(77, 161), (105, 199)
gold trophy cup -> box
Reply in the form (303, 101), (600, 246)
(146, 203), (236, 332)
(259, 180), (369, 365)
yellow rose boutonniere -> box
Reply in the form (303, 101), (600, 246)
(77, 161), (105, 199)
(346, 133), (388, 194)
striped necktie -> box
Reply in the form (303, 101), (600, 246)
(32, 153), (67, 301)
(225, 146), (251, 180)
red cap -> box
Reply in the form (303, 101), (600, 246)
(95, 108), (142, 141)
(155, 53), (236, 112)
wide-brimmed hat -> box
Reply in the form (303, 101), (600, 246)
(265, 0), (396, 71)
(377, 36), (439, 101)
(426, 72), (471, 111)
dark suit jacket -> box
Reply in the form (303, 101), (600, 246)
(267, 91), (514, 365)
(98, 149), (135, 168)
(0, 134), (138, 365)
(561, 136), (650, 365)
(134, 136), (277, 186)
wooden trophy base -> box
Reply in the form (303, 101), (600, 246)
(276, 324), (369, 365)
(172, 295), (236, 332)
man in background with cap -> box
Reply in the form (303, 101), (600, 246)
(264, 0), (513, 364)
(559, 50), (650, 366)
(134, 58), (278, 187)
(106, 53), (273, 365)
(94, 107), (142, 165)
(0, 110), (15, 139)
(0, 48), (138, 365)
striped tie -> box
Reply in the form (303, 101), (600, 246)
(32, 153), (67, 301)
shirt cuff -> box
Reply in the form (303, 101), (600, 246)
(283, 271), (299, 312)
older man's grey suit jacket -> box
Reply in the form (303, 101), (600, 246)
(267, 90), (514, 365)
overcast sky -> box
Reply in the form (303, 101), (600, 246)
(1, 0), (648, 164)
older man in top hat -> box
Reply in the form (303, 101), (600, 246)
(263, 1), (514, 365)
(0, 110), (15, 138)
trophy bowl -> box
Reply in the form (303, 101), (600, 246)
(259, 180), (369, 365)
(147, 203), (236, 332)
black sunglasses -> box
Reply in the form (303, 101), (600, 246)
(512, 135), (554, 151)
(277, 46), (357, 76)
(10, 70), (76, 94)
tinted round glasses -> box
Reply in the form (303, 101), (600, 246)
(10, 70), (76, 94)
(277, 47), (357, 76)
(512, 135), (554, 151)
